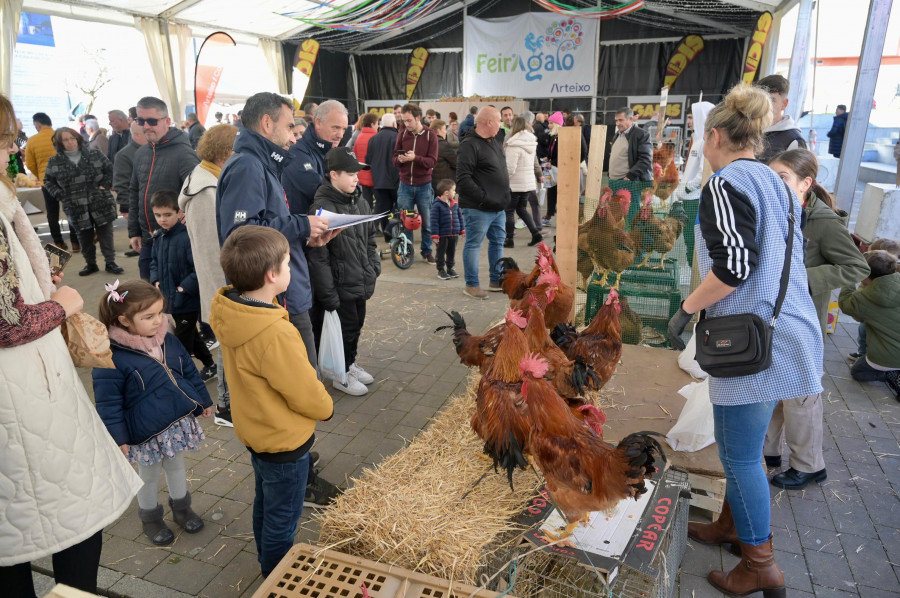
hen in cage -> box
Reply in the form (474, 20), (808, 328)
(578, 196), (636, 290)
(630, 189), (691, 269)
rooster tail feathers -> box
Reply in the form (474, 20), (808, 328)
(617, 431), (667, 483)
(434, 309), (466, 334)
(495, 257), (519, 280)
(487, 432), (529, 491)
(550, 322), (577, 348)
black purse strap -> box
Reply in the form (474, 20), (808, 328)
(771, 181), (795, 327)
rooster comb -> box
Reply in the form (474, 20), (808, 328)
(614, 188), (631, 201)
(536, 241), (552, 256)
(536, 270), (560, 286)
(605, 288), (619, 305)
(506, 308), (527, 328)
(519, 352), (550, 379)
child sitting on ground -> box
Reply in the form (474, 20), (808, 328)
(839, 249), (900, 397)
(429, 178), (465, 280)
(210, 225), (335, 577)
(149, 190), (217, 381)
(307, 146), (381, 396)
(849, 238), (899, 361)
(93, 280), (213, 546)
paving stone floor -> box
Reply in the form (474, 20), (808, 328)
(29, 220), (900, 598)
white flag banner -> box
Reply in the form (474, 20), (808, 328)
(464, 14), (598, 98)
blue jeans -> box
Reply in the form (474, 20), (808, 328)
(250, 452), (310, 576)
(461, 208), (506, 288)
(138, 236), (154, 281)
(397, 182), (434, 255)
(857, 322), (867, 355)
(713, 400), (778, 546)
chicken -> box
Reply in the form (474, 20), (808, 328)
(519, 354), (665, 539)
(652, 139), (680, 204)
(619, 296), (643, 346)
(511, 270), (574, 331)
(470, 309), (534, 488)
(522, 293), (598, 399)
(495, 242), (556, 301)
(436, 308), (526, 372)
(551, 288), (623, 391)
(578, 197), (636, 290)
(608, 188), (631, 230)
(630, 189), (689, 269)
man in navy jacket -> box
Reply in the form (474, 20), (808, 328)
(216, 91), (341, 507)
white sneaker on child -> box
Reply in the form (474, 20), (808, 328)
(349, 362), (374, 384)
(333, 372), (368, 396)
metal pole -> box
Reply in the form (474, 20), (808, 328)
(462, 3), (468, 96)
(833, 0), (894, 213)
(590, 2), (601, 124)
(786, 0), (814, 121)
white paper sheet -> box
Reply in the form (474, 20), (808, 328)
(316, 208), (389, 231)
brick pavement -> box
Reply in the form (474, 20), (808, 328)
(29, 220), (900, 597)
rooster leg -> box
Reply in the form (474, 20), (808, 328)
(596, 269), (610, 287)
(635, 252), (652, 269)
(540, 518), (586, 543)
(611, 271), (624, 290)
(652, 252), (669, 269)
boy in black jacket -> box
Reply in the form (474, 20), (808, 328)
(307, 147), (381, 396)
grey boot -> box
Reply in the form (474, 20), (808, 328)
(138, 505), (175, 546)
(169, 492), (204, 533)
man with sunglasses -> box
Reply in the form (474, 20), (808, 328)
(128, 96), (200, 280)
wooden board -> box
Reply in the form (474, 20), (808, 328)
(599, 344), (724, 478)
(557, 126), (582, 322)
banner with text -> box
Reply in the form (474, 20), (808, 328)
(464, 13), (597, 98)
(742, 12), (773, 84)
(629, 95), (687, 124)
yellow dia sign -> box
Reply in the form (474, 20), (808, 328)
(743, 12), (773, 85)
(664, 35), (704, 89)
(406, 47), (429, 101)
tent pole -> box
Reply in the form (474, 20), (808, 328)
(785, 0), (813, 121)
(462, 3), (468, 96)
(590, 2), (601, 125)
(833, 0), (893, 213)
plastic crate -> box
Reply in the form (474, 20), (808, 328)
(252, 543), (509, 598)
(490, 469), (691, 598)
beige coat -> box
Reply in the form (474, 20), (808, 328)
(0, 183), (142, 566)
(178, 163), (226, 321)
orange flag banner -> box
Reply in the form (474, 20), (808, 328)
(194, 32), (236, 125)
(405, 48), (429, 101)
(742, 12), (773, 84)
(663, 35), (704, 90)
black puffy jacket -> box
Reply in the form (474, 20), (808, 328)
(306, 180), (381, 310)
(455, 131), (510, 212)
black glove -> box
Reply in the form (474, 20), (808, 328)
(667, 304), (693, 351)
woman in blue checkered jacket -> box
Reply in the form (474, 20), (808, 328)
(667, 84), (822, 598)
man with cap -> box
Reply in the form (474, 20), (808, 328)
(307, 147), (381, 396)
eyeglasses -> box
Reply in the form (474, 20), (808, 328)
(136, 117), (163, 126)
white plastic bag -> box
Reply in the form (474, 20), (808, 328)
(677, 323), (708, 379)
(318, 310), (347, 385)
(537, 187), (546, 207)
(665, 379), (715, 452)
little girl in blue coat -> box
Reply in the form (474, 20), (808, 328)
(93, 279), (213, 546)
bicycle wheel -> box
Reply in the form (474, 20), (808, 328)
(391, 238), (414, 269)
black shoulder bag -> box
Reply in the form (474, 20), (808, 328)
(694, 182), (795, 378)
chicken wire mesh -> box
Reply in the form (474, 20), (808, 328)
(573, 175), (700, 348)
(484, 469), (691, 598)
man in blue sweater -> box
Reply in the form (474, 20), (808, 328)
(216, 92), (340, 506)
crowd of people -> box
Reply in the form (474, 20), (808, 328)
(1, 72), (898, 598)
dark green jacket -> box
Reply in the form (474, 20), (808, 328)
(839, 272), (900, 369)
(803, 196), (870, 337)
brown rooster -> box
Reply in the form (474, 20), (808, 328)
(630, 189), (690, 269)
(437, 308), (527, 372)
(551, 289), (623, 390)
(579, 197), (636, 289)
(519, 354), (664, 539)
(607, 188), (631, 230)
(523, 293), (598, 399)
(470, 309), (534, 488)
(511, 270), (574, 330)
(495, 242), (557, 301)
(652, 139), (680, 204)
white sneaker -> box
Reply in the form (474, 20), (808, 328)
(333, 372), (368, 396)
(349, 362), (374, 384)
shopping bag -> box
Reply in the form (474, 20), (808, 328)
(677, 323), (708, 379)
(665, 378), (715, 452)
(61, 312), (115, 368)
(826, 301), (840, 335)
(318, 310), (347, 385)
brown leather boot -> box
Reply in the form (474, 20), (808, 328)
(688, 500), (741, 555)
(708, 535), (786, 598)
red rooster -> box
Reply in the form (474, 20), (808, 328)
(437, 308), (527, 372)
(495, 242), (557, 301)
(511, 270), (574, 330)
(652, 139), (680, 204)
(630, 188), (690, 269)
(470, 309), (534, 488)
(519, 354), (664, 539)
(578, 196), (635, 290)
(551, 288), (623, 390)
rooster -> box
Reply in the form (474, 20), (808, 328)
(652, 139), (680, 204)
(519, 354), (665, 539)
(552, 289), (623, 390)
(495, 242), (557, 301)
(470, 309), (534, 488)
(608, 188), (631, 230)
(578, 197), (635, 289)
(511, 270), (574, 330)
(630, 189), (690, 269)
(437, 308), (526, 372)
(523, 293), (598, 400)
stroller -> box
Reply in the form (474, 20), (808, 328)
(379, 208), (422, 270)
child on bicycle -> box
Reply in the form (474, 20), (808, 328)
(429, 178), (465, 280)
(307, 147), (381, 396)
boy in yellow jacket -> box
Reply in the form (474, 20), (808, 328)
(210, 225), (335, 577)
